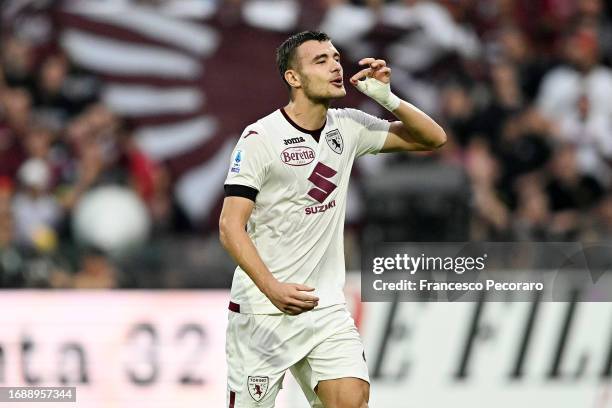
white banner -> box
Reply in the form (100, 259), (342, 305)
(0, 291), (284, 408)
(360, 302), (612, 408)
(1, 290), (610, 408)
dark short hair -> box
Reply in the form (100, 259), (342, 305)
(276, 31), (330, 88)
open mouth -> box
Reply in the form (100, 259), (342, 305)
(331, 78), (343, 87)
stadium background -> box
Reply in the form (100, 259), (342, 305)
(0, 0), (611, 406)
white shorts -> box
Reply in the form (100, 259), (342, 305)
(225, 303), (369, 408)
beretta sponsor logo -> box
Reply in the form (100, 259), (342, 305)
(281, 146), (315, 166)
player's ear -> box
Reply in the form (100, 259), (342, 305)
(284, 69), (301, 89)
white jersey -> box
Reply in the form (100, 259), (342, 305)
(224, 107), (390, 314)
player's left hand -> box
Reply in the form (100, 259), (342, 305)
(350, 58), (391, 85)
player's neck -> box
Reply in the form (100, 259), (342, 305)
(283, 97), (328, 131)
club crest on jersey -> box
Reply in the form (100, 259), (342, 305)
(281, 146), (315, 166)
(230, 149), (243, 173)
(248, 376), (269, 402)
(325, 129), (343, 154)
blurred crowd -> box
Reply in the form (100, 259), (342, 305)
(318, 0), (612, 242)
(0, 20), (173, 288)
(1, 0), (612, 288)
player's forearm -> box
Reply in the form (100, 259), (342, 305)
(391, 100), (447, 148)
(219, 222), (276, 295)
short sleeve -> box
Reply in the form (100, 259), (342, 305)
(224, 125), (271, 193)
(344, 108), (391, 157)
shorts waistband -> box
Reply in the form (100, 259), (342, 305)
(228, 301), (240, 313)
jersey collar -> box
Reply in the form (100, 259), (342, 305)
(280, 108), (325, 143)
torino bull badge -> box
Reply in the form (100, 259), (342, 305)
(248, 376), (269, 402)
(325, 129), (343, 154)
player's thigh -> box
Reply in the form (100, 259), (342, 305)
(315, 377), (370, 408)
(290, 360), (369, 408)
(227, 311), (311, 407)
(226, 312), (290, 407)
(289, 358), (325, 408)
(308, 306), (369, 386)
(294, 306), (370, 407)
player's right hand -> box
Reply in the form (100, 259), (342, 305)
(350, 57), (400, 111)
(263, 280), (319, 315)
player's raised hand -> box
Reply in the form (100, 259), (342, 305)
(350, 57), (401, 112)
(350, 57), (391, 85)
(264, 280), (319, 315)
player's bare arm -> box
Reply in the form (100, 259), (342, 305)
(350, 57), (447, 152)
(219, 196), (319, 315)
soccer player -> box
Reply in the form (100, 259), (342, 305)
(220, 31), (446, 408)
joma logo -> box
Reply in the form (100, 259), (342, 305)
(283, 136), (306, 145)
